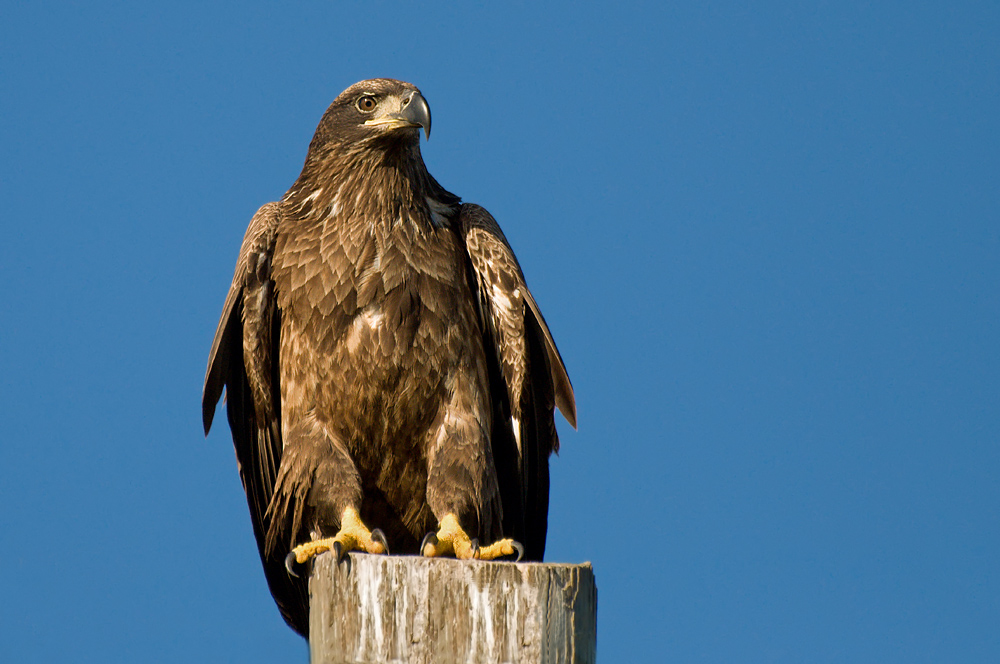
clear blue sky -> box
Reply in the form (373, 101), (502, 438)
(2, 2), (998, 662)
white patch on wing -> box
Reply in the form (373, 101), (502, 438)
(491, 283), (513, 310)
(511, 416), (522, 453)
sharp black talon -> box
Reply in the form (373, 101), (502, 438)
(330, 541), (352, 573)
(420, 531), (437, 556)
(371, 528), (389, 555)
(285, 551), (300, 578)
(469, 539), (479, 559)
(511, 540), (525, 563)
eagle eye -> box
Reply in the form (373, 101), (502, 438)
(357, 95), (377, 112)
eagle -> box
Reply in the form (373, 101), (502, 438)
(202, 78), (576, 637)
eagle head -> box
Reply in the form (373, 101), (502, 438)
(288, 78), (456, 221)
(310, 78), (431, 154)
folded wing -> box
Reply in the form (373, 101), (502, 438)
(202, 202), (308, 635)
(460, 203), (576, 560)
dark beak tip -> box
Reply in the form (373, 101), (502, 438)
(396, 91), (431, 141)
(419, 95), (431, 140)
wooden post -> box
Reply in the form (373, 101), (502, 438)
(309, 553), (597, 664)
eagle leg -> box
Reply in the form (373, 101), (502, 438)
(286, 506), (388, 573)
(420, 513), (524, 561)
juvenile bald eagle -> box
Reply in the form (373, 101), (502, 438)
(202, 79), (576, 636)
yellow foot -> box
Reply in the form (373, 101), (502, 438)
(285, 506), (388, 576)
(420, 513), (524, 561)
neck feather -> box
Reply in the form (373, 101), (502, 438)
(283, 139), (459, 228)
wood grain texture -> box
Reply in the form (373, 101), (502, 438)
(309, 554), (597, 664)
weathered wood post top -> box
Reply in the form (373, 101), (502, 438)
(309, 554), (597, 664)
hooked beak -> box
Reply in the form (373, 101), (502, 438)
(363, 91), (431, 140)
